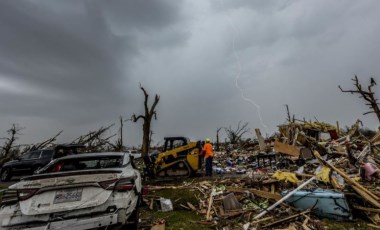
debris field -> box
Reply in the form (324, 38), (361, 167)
(141, 120), (380, 230)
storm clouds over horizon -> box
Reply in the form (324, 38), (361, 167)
(1, 0), (380, 146)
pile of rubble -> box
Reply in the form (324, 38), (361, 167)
(144, 120), (380, 229)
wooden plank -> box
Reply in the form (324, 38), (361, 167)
(250, 216), (273, 224)
(274, 141), (300, 157)
(368, 224), (380, 229)
(255, 128), (266, 151)
(353, 205), (380, 213)
(186, 202), (197, 211)
(206, 191), (214, 221)
(180, 204), (191, 210)
(263, 210), (310, 228)
(371, 131), (380, 143)
(149, 198), (154, 210)
(302, 216), (312, 230)
(227, 187), (282, 201)
(351, 185), (380, 208)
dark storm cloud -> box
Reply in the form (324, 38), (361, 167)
(0, 0), (186, 126)
(1, 0), (380, 146)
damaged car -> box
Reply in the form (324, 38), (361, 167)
(0, 152), (142, 230)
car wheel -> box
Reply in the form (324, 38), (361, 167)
(1, 168), (12, 182)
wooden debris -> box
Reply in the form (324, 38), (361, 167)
(206, 190), (214, 221)
(262, 210), (310, 228)
(353, 205), (380, 213)
(368, 224), (380, 229)
(187, 202), (197, 211)
(274, 141), (300, 157)
(151, 224), (165, 230)
(227, 187), (282, 201)
(255, 128), (266, 151)
(314, 150), (380, 205)
(250, 216), (273, 224)
(180, 204), (191, 210)
(301, 214), (311, 230)
(149, 198), (154, 210)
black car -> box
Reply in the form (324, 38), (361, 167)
(0, 144), (85, 182)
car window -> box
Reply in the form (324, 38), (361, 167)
(29, 151), (41, 159)
(20, 152), (32, 160)
(45, 156), (124, 173)
(173, 140), (185, 148)
(41, 150), (53, 159)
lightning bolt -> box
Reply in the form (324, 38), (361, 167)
(221, 0), (269, 134)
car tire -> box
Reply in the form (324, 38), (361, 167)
(1, 168), (12, 182)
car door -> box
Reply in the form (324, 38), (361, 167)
(11, 152), (33, 175)
(17, 151), (42, 175)
(40, 150), (54, 166)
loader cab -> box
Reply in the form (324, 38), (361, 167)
(163, 137), (189, 152)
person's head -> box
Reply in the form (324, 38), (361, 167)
(205, 138), (210, 143)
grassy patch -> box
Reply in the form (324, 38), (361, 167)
(322, 219), (379, 230)
(140, 188), (213, 230)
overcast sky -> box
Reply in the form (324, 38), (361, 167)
(1, 0), (380, 147)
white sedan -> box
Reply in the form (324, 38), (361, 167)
(0, 152), (142, 230)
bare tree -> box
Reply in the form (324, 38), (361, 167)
(1, 124), (23, 165)
(1, 124), (23, 156)
(216, 127), (222, 151)
(132, 84), (160, 157)
(339, 75), (380, 123)
(224, 121), (250, 145)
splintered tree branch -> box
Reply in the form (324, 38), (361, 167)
(71, 124), (116, 152)
(339, 75), (380, 123)
(31, 130), (63, 151)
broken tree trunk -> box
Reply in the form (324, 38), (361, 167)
(132, 84), (160, 157)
